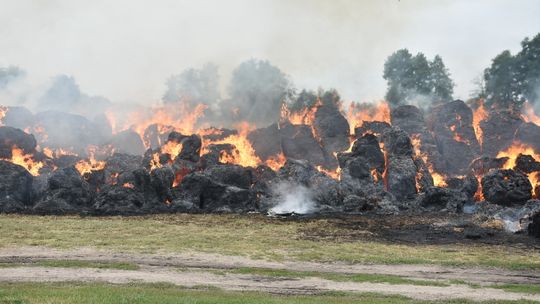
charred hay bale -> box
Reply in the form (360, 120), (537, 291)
(33, 167), (92, 214)
(418, 187), (468, 212)
(482, 169), (532, 205)
(108, 130), (146, 156)
(469, 156), (509, 176)
(391, 105), (426, 135)
(277, 159), (343, 210)
(151, 166), (175, 202)
(177, 134), (202, 162)
(480, 110), (523, 157)
(413, 156), (434, 192)
(514, 122), (540, 153)
(203, 164), (253, 189)
(105, 153), (144, 181)
(349, 134), (385, 174)
(0, 126), (37, 158)
(52, 155), (81, 169)
(382, 127), (418, 201)
(2, 106), (34, 130)
(427, 100), (480, 175)
(354, 121), (391, 138)
(445, 173), (479, 200)
(279, 122), (326, 168)
(313, 104), (350, 167)
(514, 154), (540, 174)
(247, 123), (282, 161)
(93, 185), (147, 215)
(251, 165), (278, 198)
(0, 160), (33, 212)
(173, 172), (255, 213)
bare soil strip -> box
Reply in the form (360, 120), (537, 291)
(0, 247), (539, 302)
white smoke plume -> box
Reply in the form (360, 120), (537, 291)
(268, 182), (316, 215)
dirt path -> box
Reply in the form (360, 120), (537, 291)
(0, 247), (539, 302)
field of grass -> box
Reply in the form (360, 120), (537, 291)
(0, 214), (539, 270)
(0, 260), (139, 270)
(0, 282), (536, 304)
(219, 267), (450, 287)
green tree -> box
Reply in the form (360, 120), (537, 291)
(483, 33), (540, 110)
(223, 59), (293, 126)
(383, 49), (454, 106)
(163, 63), (220, 106)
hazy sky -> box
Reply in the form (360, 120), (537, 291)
(1, 0), (539, 105)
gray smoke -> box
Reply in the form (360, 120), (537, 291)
(268, 182), (316, 215)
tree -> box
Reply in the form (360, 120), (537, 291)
(38, 75), (82, 111)
(483, 33), (540, 110)
(223, 59), (293, 126)
(163, 63), (220, 106)
(484, 50), (521, 109)
(288, 88), (342, 112)
(383, 49), (454, 106)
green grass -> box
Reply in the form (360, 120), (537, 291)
(491, 283), (540, 294)
(224, 267), (449, 287)
(0, 214), (539, 270)
(0, 282), (537, 304)
(0, 260), (139, 270)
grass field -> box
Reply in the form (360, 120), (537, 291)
(0, 282), (537, 304)
(0, 214), (538, 270)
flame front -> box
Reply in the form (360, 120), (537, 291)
(472, 99), (488, 148)
(2, 146), (44, 176)
(346, 101), (390, 135)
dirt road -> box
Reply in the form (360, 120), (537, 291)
(0, 247), (539, 302)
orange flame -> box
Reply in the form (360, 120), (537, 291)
(346, 101), (390, 135)
(411, 134), (446, 187)
(2, 146), (44, 176)
(497, 141), (539, 198)
(472, 100), (488, 148)
(316, 165), (340, 180)
(265, 152), (286, 171)
(203, 122), (261, 168)
(122, 182), (135, 189)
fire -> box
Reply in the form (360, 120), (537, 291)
(75, 158), (106, 175)
(0, 106), (6, 126)
(2, 146), (44, 176)
(496, 142), (538, 170)
(41, 147), (78, 159)
(497, 141), (540, 197)
(521, 101), (540, 125)
(122, 182), (135, 189)
(160, 141), (183, 161)
(106, 103), (207, 148)
(411, 134), (446, 187)
(265, 152), (286, 171)
(316, 165), (340, 180)
(472, 99), (488, 148)
(150, 152), (162, 171)
(204, 122), (262, 168)
(346, 101), (391, 135)
(280, 99), (320, 126)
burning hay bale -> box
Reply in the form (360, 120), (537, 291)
(247, 123), (282, 162)
(0, 160), (34, 213)
(279, 122), (327, 168)
(479, 109), (523, 157)
(514, 122), (540, 153)
(427, 100), (480, 175)
(481, 169), (532, 205)
(312, 104), (350, 168)
(107, 130), (146, 156)
(0, 126), (37, 157)
(1, 106), (34, 130)
(33, 166), (93, 214)
(382, 127), (421, 202)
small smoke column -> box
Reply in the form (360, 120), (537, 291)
(268, 182), (316, 215)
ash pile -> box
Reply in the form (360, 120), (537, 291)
(1, 99), (539, 238)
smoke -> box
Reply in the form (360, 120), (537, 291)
(0, 0), (539, 105)
(268, 182), (316, 215)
